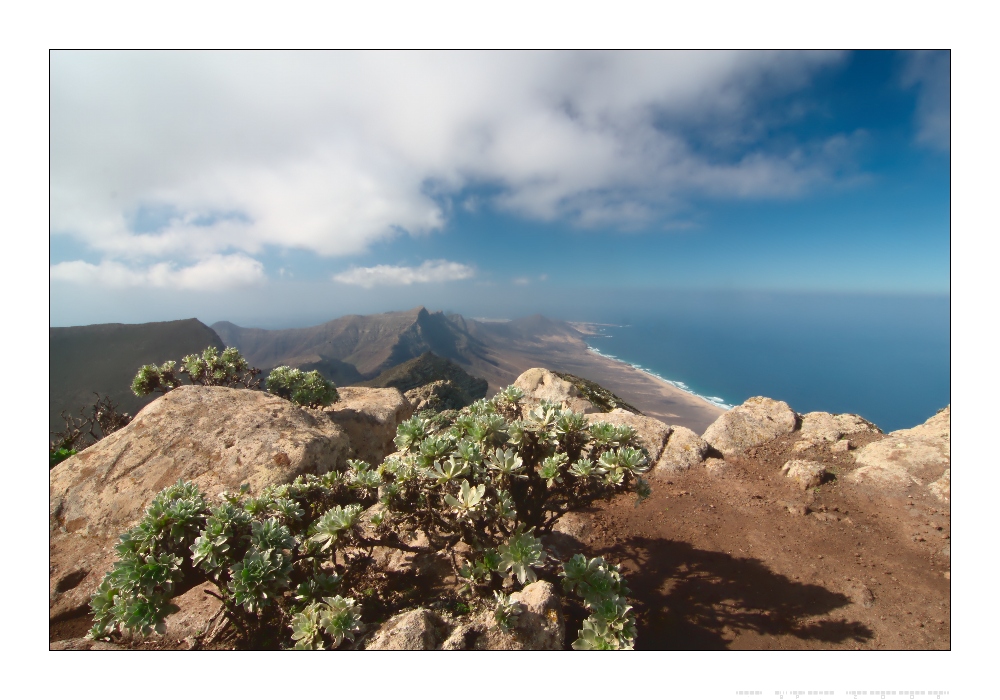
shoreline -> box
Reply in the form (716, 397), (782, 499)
(584, 344), (734, 411)
(567, 321), (734, 411)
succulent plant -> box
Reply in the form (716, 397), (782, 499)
(444, 479), (487, 519)
(487, 447), (526, 479)
(497, 527), (547, 584)
(308, 504), (363, 552)
(493, 591), (522, 632)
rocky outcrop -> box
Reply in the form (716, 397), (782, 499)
(780, 459), (828, 490)
(928, 469), (950, 502)
(847, 406), (949, 492)
(49, 385), (354, 626)
(514, 368), (597, 414)
(323, 386), (412, 467)
(702, 397), (799, 457)
(587, 409), (672, 463)
(655, 425), (709, 473)
(798, 411), (882, 443)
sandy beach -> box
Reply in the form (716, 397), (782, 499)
(467, 320), (725, 434)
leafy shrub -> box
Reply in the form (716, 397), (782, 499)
(131, 346), (261, 397)
(88, 386), (645, 650)
(265, 366), (339, 408)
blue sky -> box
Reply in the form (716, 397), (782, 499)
(50, 50), (949, 328)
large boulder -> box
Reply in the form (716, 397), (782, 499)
(323, 386), (412, 468)
(655, 425), (710, 473)
(847, 406), (950, 492)
(798, 411), (882, 443)
(514, 368), (596, 414)
(49, 385), (352, 628)
(587, 409), (672, 464)
(702, 396), (799, 457)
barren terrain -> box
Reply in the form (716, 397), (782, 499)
(549, 431), (950, 650)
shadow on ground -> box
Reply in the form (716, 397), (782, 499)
(591, 536), (873, 650)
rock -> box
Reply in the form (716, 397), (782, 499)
(365, 608), (452, 650)
(847, 407), (950, 493)
(799, 412), (881, 443)
(159, 582), (227, 648)
(780, 460), (828, 490)
(928, 469), (950, 502)
(831, 439), (852, 453)
(792, 438), (820, 452)
(587, 410), (672, 463)
(847, 582), (876, 608)
(514, 368), (596, 414)
(655, 425), (709, 473)
(471, 581), (565, 650)
(545, 511), (591, 558)
(50, 638), (124, 650)
(702, 396), (799, 457)
(404, 379), (475, 412)
(49, 385), (352, 624)
(891, 405), (950, 449)
(704, 457), (729, 476)
(323, 386), (412, 468)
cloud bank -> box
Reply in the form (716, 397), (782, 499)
(333, 260), (475, 288)
(50, 254), (265, 290)
(51, 50), (859, 287)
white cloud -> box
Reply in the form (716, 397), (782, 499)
(333, 260), (475, 288)
(50, 254), (265, 290)
(902, 51), (950, 151)
(51, 50), (850, 263)
(512, 276), (531, 285)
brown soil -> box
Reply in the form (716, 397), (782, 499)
(556, 431), (951, 650)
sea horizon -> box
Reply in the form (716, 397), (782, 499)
(572, 293), (950, 434)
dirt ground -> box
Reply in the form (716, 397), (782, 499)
(550, 431), (951, 650)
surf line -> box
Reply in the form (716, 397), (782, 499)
(584, 344), (734, 411)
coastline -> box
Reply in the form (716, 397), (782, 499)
(567, 320), (733, 413)
(475, 322), (726, 434)
(583, 344), (734, 411)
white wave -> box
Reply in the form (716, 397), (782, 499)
(586, 344), (734, 410)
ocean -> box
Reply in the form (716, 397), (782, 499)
(577, 293), (950, 433)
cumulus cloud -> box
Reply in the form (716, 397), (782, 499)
(901, 50), (950, 151)
(51, 50), (850, 267)
(50, 254), (265, 290)
(333, 260), (475, 288)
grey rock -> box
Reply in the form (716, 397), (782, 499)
(471, 581), (565, 650)
(702, 396), (799, 457)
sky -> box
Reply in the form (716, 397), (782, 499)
(49, 50), (950, 328)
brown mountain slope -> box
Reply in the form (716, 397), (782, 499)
(213, 309), (723, 433)
(212, 307), (492, 379)
(49, 319), (225, 437)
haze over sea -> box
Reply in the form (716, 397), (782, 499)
(574, 292), (949, 433)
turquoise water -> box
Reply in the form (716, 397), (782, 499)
(579, 293), (950, 433)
